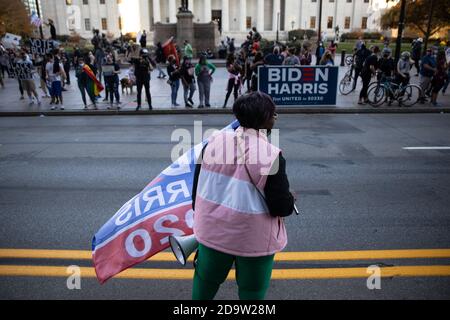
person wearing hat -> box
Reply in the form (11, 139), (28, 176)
(191, 92), (296, 300)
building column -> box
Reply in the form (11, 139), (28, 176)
(169, 0), (176, 23)
(153, 0), (161, 23)
(272, 0), (280, 32)
(204, 0), (212, 22)
(351, 0), (356, 30)
(239, 0), (247, 32)
(257, 0), (264, 31)
(221, 0), (229, 32)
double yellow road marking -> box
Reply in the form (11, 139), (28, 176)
(1, 265), (450, 280)
(1, 248), (450, 280)
(2, 248), (450, 262)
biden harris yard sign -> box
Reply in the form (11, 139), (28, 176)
(258, 66), (339, 106)
(92, 120), (240, 284)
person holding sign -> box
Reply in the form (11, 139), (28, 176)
(103, 55), (121, 109)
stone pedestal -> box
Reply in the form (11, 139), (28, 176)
(176, 12), (194, 48)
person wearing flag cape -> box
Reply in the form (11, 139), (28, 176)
(191, 92), (296, 300)
(75, 56), (103, 109)
(91, 93), (296, 300)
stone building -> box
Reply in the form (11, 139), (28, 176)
(37, 0), (397, 42)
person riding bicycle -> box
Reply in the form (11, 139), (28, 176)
(377, 48), (395, 81)
(377, 48), (396, 104)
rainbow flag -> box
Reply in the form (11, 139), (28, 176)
(83, 64), (104, 97)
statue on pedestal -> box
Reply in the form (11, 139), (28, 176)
(179, 0), (190, 13)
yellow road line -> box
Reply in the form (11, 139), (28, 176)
(0, 265), (450, 280)
(1, 248), (450, 262)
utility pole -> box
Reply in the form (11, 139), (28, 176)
(393, 0), (407, 63)
(35, 0), (44, 39)
(317, 0), (323, 46)
(422, 0), (436, 56)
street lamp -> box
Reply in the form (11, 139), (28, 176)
(290, 16), (296, 31)
(317, 0), (323, 46)
(386, 0), (406, 63)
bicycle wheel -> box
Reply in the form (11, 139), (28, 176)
(399, 84), (422, 107)
(367, 83), (386, 107)
(339, 74), (354, 95)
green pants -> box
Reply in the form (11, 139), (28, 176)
(192, 243), (275, 300)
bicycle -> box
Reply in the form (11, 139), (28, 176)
(339, 62), (356, 95)
(367, 75), (422, 107)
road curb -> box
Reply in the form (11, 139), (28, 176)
(0, 107), (449, 117)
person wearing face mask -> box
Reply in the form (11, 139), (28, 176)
(103, 55), (121, 109)
(191, 92), (296, 300)
(315, 42), (325, 65)
(378, 48), (395, 81)
(75, 57), (98, 110)
(358, 46), (380, 105)
(395, 51), (413, 87)
(180, 55), (196, 108)
(419, 48), (437, 103)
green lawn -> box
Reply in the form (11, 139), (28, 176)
(336, 40), (412, 54)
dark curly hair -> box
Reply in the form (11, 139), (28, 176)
(232, 92), (276, 130)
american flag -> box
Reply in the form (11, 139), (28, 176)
(30, 11), (42, 28)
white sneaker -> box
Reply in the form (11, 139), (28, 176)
(51, 106), (56, 110)
(60, 105), (65, 110)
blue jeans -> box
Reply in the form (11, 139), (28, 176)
(171, 79), (180, 105)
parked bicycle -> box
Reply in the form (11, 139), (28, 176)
(367, 76), (422, 107)
(339, 61), (356, 95)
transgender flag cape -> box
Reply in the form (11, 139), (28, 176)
(92, 120), (240, 283)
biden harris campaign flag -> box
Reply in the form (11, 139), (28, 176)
(92, 120), (240, 283)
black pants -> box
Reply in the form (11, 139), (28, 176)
(223, 78), (240, 107)
(106, 77), (120, 103)
(359, 74), (371, 101)
(64, 65), (71, 84)
(412, 57), (420, 75)
(353, 67), (362, 90)
(136, 78), (151, 107)
(18, 78), (23, 96)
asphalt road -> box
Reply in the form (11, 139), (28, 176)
(0, 114), (450, 299)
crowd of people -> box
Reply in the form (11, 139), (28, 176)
(349, 38), (449, 107)
(1, 28), (449, 110)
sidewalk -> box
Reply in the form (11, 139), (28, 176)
(0, 63), (448, 116)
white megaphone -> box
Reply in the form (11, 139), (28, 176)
(169, 234), (199, 265)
